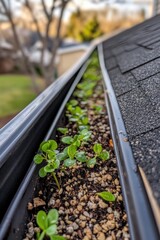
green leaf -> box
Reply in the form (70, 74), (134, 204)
(61, 136), (73, 144)
(87, 158), (97, 167)
(53, 159), (60, 169)
(48, 140), (58, 151)
(36, 210), (47, 230)
(74, 106), (83, 115)
(70, 117), (78, 122)
(79, 125), (89, 131)
(56, 152), (68, 161)
(44, 165), (55, 173)
(94, 105), (103, 113)
(81, 117), (89, 125)
(97, 191), (116, 202)
(80, 129), (89, 135)
(47, 150), (56, 159)
(46, 225), (57, 236)
(34, 154), (43, 164)
(39, 141), (47, 151)
(57, 128), (68, 135)
(99, 151), (110, 161)
(47, 209), (59, 225)
(69, 99), (78, 106)
(41, 142), (50, 152)
(93, 143), (102, 155)
(39, 167), (47, 177)
(75, 151), (87, 162)
(73, 140), (81, 147)
(63, 158), (76, 167)
(63, 147), (68, 155)
(67, 145), (77, 159)
(51, 235), (67, 240)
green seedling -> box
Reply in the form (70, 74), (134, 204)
(93, 143), (110, 160)
(34, 140), (61, 190)
(57, 127), (68, 135)
(66, 102), (89, 127)
(93, 105), (103, 114)
(36, 209), (66, 240)
(61, 129), (91, 147)
(97, 191), (116, 202)
(86, 143), (110, 167)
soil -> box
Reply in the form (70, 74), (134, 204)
(23, 69), (130, 240)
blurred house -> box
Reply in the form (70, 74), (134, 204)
(57, 42), (89, 75)
(0, 39), (14, 73)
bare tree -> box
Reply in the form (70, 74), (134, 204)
(0, 0), (70, 93)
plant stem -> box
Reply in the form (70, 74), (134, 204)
(52, 172), (60, 190)
(38, 231), (45, 240)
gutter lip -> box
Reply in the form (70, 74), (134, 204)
(98, 43), (160, 240)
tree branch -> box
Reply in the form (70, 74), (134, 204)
(25, 0), (43, 41)
(0, 0), (41, 93)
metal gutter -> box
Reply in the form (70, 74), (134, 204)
(98, 43), (160, 240)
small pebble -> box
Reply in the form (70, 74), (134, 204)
(97, 232), (105, 240)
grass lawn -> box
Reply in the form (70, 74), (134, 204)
(0, 74), (38, 117)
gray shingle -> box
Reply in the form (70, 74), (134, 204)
(117, 87), (160, 136)
(116, 46), (160, 73)
(131, 128), (160, 203)
(108, 67), (137, 96)
(131, 58), (160, 80)
(105, 56), (117, 70)
(140, 74), (160, 112)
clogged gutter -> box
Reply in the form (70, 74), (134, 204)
(24, 52), (130, 240)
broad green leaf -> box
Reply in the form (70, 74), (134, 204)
(74, 106), (83, 115)
(56, 152), (68, 161)
(79, 125), (89, 131)
(87, 158), (97, 167)
(73, 140), (81, 147)
(46, 225), (57, 236)
(75, 151), (87, 162)
(47, 209), (59, 225)
(57, 128), (68, 135)
(97, 191), (115, 202)
(81, 117), (89, 125)
(69, 99), (78, 106)
(67, 145), (77, 159)
(70, 117), (78, 122)
(51, 235), (67, 240)
(44, 165), (55, 173)
(63, 158), (76, 167)
(34, 154), (43, 164)
(63, 147), (68, 154)
(93, 143), (102, 155)
(41, 142), (50, 152)
(47, 150), (56, 159)
(99, 151), (110, 161)
(80, 129), (89, 135)
(61, 136), (73, 144)
(36, 210), (47, 230)
(53, 159), (60, 169)
(39, 167), (47, 177)
(39, 141), (47, 151)
(48, 140), (58, 151)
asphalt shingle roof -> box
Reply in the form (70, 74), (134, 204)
(102, 14), (160, 204)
